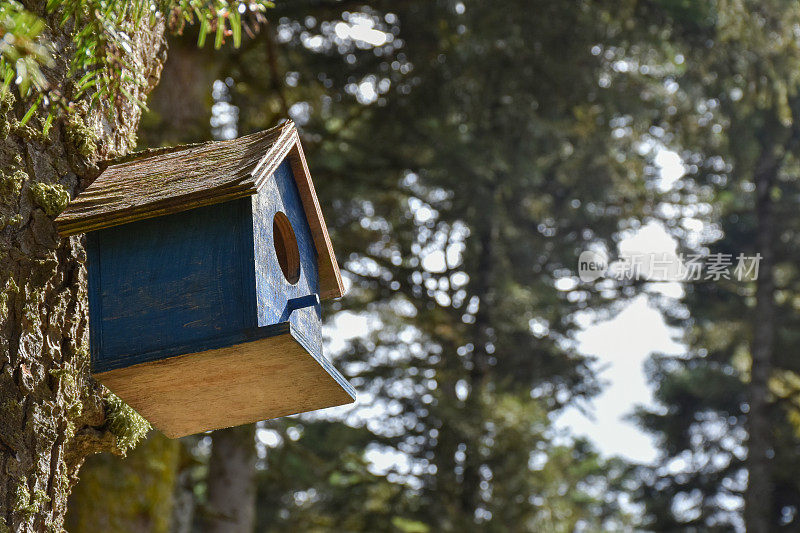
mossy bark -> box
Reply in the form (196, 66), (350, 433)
(0, 6), (168, 531)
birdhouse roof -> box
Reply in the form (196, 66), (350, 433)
(56, 120), (344, 299)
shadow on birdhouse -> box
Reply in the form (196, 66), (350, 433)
(56, 120), (354, 438)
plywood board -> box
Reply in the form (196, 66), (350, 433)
(94, 329), (355, 438)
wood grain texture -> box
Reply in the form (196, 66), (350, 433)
(285, 137), (345, 299)
(86, 199), (257, 372)
(57, 120), (344, 299)
(94, 326), (355, 438)
(252, 160), (322, 358)
(57, 124), (290, 235)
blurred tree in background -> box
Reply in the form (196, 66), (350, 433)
(216, 0), (659, 530)
(65, 433), (179, 533)
(23, 0), (800, 531)
(67, 0), (662, 531)
(630, 1), (800, 531)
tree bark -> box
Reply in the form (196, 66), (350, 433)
(202, 424), (258, 533)
(744, 143), (780, 533)
(0, 6), (167, 531)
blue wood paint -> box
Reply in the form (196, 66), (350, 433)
(88, 198), (258, 371)
(86, 157), (324, 373)
(284, 294), (321, 320)
(96, 322), (292, 372)
(252, 160), (322, 358)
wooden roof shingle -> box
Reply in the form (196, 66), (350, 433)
(56, 120), (344, 299)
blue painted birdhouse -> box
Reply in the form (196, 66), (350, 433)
(56, 121), (354, 438)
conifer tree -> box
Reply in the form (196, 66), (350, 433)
(631, 1), (800, 530)
(188, 0), (661, 528)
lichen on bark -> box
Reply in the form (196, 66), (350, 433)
(0, 4), (168, 532)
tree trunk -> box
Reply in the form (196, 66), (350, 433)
(0, 6), (167, 531)
(459, 181), (497, 521)
(64, 432), (180, 533)
(745, 144), (779, 533)
(171, 437), (201, 533)
(202, 424), (257, 533)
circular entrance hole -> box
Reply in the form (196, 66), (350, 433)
(273, 212), (300, 284)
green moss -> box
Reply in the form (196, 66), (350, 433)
(13, 481), (35, 517)
(0, 169), (26, 200)
(65, 113), (98, 158)
(14, 122), (41, 142)
(49, 368), (82, 417)
(0, 91), (14, 139)
(0, 90), (57, 142)
(49, 365), (74, 382)
(0, 516), (10, 533)
(0, 214), (22, 230)
(125, 129), (137, 149)
(106, 394), (150, 453)
(67, 399), (83, 418)
(22, 296), (42, 333)
(14, 486), (51, 517)
(32, 490), (50, 512)
(1, 399), (23, 422)
(30, 182), (70, 217)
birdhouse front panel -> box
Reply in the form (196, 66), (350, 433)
(56, 121), (354, 438)
(252, 159), (322, 358)
(86, 197), (257, 373)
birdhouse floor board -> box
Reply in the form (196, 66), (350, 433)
(93, 329), (355, 438)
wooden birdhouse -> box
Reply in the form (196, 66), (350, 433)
(56, 121), (354, 438)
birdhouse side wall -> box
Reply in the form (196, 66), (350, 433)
(252, 160), (322, 357)
(87, 198), (258, 372)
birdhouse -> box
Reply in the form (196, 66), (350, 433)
(56, 121), (354, 438)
